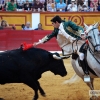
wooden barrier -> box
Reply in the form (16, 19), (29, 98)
(40, 12), (100, 30)
(0, 12), (100, 30)
(0, 30), (61, 51)
(0, 12), (32, 30)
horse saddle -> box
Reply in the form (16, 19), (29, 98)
(78, 57), (97, 76)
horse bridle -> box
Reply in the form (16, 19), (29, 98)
(87, 28), (100, 53)
(87, 28), (100, 64)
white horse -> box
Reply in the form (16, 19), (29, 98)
(63, 22), (100, 100)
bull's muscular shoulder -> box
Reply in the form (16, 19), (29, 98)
(5, 48), (52, 77)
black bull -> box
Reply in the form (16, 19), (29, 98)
(0, 47), (67, 100)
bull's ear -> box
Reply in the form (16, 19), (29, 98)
(84, 23), (88, 29)
(94, 22), (99, 28)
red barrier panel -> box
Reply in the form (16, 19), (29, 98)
(0, 30), (61, 51)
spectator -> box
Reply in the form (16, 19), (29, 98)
(55, 0), (64, 3)
(77, 0), (84, 11)
(66, 0), (71, 5)
(44, 0), (47, 11)
(21, 24), (25, 30)
(97, 0), (100, 11)
(0, 4), (2, 10)
(82, 4), (89, 11)
(7, 0), (17, 11)
(34, 23), (43, 30)
(3, 0), (9, 11)
(90, 0), (98, 11)
(47, 0), (55, 11)
(16, 0), (23, 10)
(40, 0), (45, 4)
(23, 0), (32, 11)
(24, 22), (33, 30)
(12, 24), (16, 30)
(33, 0), (44, 11)
(0, 20), (9, 28)
(56, 0), (66, 11)
(67, 0), (77, 11)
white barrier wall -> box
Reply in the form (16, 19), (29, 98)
(32, 13), (40, 29)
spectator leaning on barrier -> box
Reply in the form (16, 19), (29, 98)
(24, 22), (33, 30)
(34, 23), (43, 30)
(7, 0), (17, 11)
(56, 0), (66, 12)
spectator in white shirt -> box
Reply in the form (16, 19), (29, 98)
(67, 0), (77, 11)
(24, 22), (33, 30)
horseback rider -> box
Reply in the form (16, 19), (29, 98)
(22, 15), (88, 74)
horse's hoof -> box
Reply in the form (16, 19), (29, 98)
(90, 96), (98, 100)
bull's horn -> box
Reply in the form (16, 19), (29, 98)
(84, 23), (88, 29)
(94, 22), (99, 28)
(53, 55), (70, 60)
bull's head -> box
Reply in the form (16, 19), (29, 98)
(49, 53), (67, 77)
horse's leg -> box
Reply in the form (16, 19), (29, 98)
(86, 78), (94, 90)
(86, 78), (98, 100)
(63, 73), (81, 84)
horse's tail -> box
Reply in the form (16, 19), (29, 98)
(62, 73), (81, 84)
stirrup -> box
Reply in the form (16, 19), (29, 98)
(84, 74), (90, 83)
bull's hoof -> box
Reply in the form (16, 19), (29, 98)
(41, 93), (46, 97)
(33, 98), (37, 100)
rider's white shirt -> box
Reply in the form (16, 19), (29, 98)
(56, 23), (77, 55)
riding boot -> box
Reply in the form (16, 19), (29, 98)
(80, 59), (89, 75)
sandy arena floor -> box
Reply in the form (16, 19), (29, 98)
(0, 58), (100, 100)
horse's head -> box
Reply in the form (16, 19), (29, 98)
(84, 22), (100, 53)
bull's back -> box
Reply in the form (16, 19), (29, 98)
(0, 48), (52, 84)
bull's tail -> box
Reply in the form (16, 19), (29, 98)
(62, 73), (81, 84)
